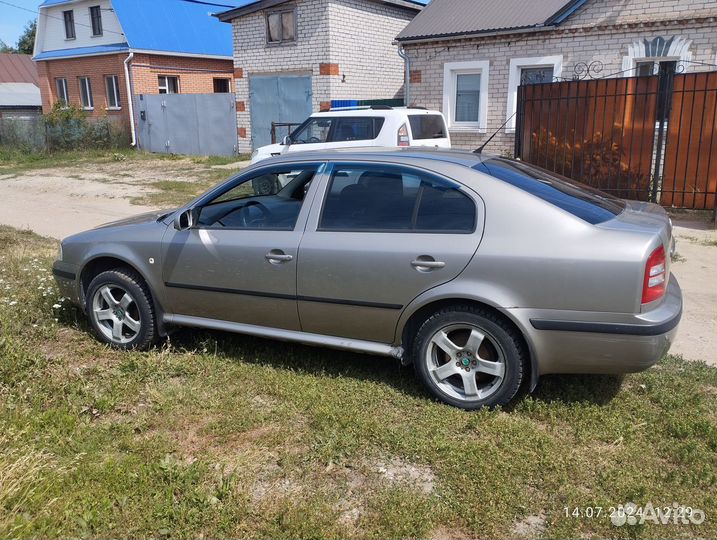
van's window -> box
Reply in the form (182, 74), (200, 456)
(474, 158), (626, 224)
(408, 114), (447, 140)
(330, 117), (385, 141)
(320, 165), (475, 232)
(197, 164), (318, 229)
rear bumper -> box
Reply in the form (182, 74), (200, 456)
(512, 274), (682, 375)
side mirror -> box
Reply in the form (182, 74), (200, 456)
(281, 135), (292, 146)
(174, 208), (197, 231)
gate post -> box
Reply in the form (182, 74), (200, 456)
(514, 85), (524, 159)
(650, 65), (676, 203)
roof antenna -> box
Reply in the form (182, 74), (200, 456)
(474, 112), (516, 154)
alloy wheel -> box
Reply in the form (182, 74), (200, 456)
(91, 285), (142, 344)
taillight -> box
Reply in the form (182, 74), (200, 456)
(397, 123), (410, 146)
(642, 245), (666, 304)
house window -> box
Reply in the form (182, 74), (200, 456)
(636, 59), (678, 77)
(79, 77), (93, 110)
(213, 78), (230, 93)
(63, 10), (75, 39)
(158, 76), (179, 94)
(266, 7), (296, 44)
(55, 78), (69, 106)
(442, 60), (490, 132)
(505, 55), (563, 132)
(89, 6), (103, 36)
(105, 75), (121, 109)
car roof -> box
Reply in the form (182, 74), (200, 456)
(310, 108), (444, 118)
(255, 147), (491, 169)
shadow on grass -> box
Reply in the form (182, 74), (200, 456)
(162, 327), (624, 408)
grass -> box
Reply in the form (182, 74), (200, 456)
(0, 226), (715, 539)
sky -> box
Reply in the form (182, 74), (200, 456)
(0, 0), (39, 47)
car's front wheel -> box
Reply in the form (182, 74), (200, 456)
(413, 306), (525, 409)
(86, 268), (156, 350)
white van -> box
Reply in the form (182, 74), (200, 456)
(250, 106), (450, 163)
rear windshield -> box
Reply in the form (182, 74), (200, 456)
(408, 114), (447, 140)
(473, 158), (626, 224)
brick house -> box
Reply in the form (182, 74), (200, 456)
(217, 0), (427, 151)
(396, 0), (717, 154)
(33, 0), (250, 143)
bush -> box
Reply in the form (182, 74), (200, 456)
(0, 103), (129, 153)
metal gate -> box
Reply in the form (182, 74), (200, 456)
(515, 70), (717, 209)
(249, 74), (312, 149)
(135, 93), (238, 157)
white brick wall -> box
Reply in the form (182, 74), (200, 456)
(230, 0), (415, 152)
(402, 0), (717, 155)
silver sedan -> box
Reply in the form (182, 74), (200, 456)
(53, 149), (682, 409)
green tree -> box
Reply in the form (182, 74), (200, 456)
(0, 39), (15, 53)
(16, 20), (36, 55)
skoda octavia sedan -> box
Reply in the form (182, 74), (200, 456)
(53, 149), (682, 409)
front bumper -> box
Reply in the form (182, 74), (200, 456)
(512, 274), (682, 375)
(52, 260), (81, 306)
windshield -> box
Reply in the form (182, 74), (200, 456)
(474, 158), (626, 224)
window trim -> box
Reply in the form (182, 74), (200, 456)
(505, 55), (563, 133)
(442, 60), (489, 133)
(105, 75), (121, 110)
(63, 10), (75, 40)
(89, 5), (103, 37)
(55, 78), (69, 106)
(265, 6), (297, 46)
(78, 76), (94, 110)
(316, 162), (478, 234)
(158, 75), (180, 94)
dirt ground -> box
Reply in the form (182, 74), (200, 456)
(0, 158), (713, 364)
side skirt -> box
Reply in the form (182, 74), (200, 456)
(163, 314), (405, 359)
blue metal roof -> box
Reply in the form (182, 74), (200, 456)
(33, 42), (129, 60)
(40, 0), (253, 58)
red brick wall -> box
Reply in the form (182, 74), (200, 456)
(35, 53), (129, 122)
(130, 53), (233, 95)
(35, 53), (234, 126)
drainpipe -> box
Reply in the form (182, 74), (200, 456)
(397, 46), (410, 107)
(123, 52), (137, 146)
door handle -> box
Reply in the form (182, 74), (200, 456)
(265, 250), (293, 264)
(411, 257), (446, 271)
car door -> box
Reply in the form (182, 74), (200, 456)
(161, 162), (324, 330)
(297, 162), (484, 344)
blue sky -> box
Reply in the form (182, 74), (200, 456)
(0, 0), (39, 47)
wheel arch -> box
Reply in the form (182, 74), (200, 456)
(397, 295), (539, 392)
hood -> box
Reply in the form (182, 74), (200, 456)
(94, 209), (176, 230)
(252, 143), (285, 163)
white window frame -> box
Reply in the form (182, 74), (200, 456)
(505, 55), (563, 133)
(442, 60), (489, 132)
(158, 75), (179, 94)
(79, 76), (94, 110)
(105, 75), (121, 110)
(56, 78), (69, 106)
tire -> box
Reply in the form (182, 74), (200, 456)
(412, 305), (525, 409)
(85, 268), (156, 350)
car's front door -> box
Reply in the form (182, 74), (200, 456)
(162, 162), (323, 330)
(297, 162), (484, 344)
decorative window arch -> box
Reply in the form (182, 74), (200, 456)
(622, 36), (693, 74)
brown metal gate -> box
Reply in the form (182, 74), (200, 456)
(515, 71), (717, 209)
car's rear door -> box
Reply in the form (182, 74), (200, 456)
(297, 161), (484, 343)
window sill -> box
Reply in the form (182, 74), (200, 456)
(64, 37), (76, 41)
(448, 125), (487, 134)
(91, 34), (103, 38)
(266, 40), (297, 48)
(106, 107), (122, 111)
(82, 107), (94, 111)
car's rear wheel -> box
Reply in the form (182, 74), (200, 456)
(413, 306), (524, 409)
(86, 268), (156, 350)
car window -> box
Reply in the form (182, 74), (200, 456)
(291, 119), (333, 144)
(197, 164), (319, 229)
(330, 117), (385, 142)
(320, 165), (475, 233)
(408, 114), (447, 140)
(473, 158), (626, 224)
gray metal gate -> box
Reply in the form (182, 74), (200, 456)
(250, 74), (312, 149)
(135, 93), (237, 157)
